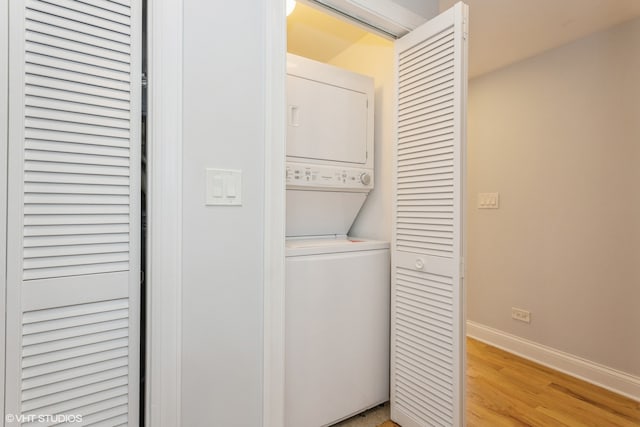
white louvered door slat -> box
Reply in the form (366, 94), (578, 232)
(391, 3), (468, 427)
(7, 0), (141, 424)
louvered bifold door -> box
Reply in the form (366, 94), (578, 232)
(6, 1), (141, 425)
(391, 3), (468, 427)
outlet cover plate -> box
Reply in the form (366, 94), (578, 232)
(512, 307), (531, 323)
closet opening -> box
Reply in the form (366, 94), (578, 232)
(285, 4), (394, 425)
(282, 2), (468, 426)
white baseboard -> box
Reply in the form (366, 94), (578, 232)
(466, 321), (640, 402)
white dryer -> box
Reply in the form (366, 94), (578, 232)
(285, 54), (390, 427)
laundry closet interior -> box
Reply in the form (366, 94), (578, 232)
(283, 4), (394, 427)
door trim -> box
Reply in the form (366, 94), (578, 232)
(0, 1), (7, 421)
(146, 0), (184, 425)
(263, 1), (287, 426)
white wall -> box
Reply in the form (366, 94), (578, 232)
(467, 18), (640, 376)
(329, 34), (394, 241)
(391, 0), (439, 19)
(181, 2), (267, 425)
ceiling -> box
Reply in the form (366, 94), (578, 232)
(440, 0), (640, 77)
(288, 0), (640, 77)
(287, 3), (371, 63)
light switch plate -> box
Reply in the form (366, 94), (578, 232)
(478, 192), (499, 209)
(206, 168), (242, 206)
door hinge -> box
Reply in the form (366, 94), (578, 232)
(142, 72), (148, 88)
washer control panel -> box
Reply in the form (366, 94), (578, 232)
(286, 162), (374, 191)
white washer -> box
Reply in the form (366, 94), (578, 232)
(285, 237), (390, 427)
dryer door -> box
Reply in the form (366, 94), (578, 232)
(287, 74), (368, 165)
(286, 53), (374, 167)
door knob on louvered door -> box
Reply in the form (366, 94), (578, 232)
(415, 258), (425, 270)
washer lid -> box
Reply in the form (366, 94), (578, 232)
(286, 236), (389, 256)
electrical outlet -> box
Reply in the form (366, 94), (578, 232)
(512, 307), (531, 323)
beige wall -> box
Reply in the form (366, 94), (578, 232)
(467, 18), (640, 376)
(329, 34), (394, 241)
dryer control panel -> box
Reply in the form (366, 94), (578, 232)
(286, 162), (373, 192)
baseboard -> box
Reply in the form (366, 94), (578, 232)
(466, 321), (640, 402)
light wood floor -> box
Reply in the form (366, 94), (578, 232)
(377, 338), (640, 427)
(465, 338), (640, 426)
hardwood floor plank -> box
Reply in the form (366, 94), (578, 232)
(547, 382), (640, 424)
(538, 386), (638, 427)
(467, 375), (566, 426)
(466, 400), (529, 427)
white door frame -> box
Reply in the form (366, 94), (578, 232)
(146, 1), (432, 426)
(146, 0), (184, 425)
(0, 1), (7, 422)
(263, 0), (287, 426)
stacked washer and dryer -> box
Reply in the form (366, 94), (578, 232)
(285, 54), (390, 427)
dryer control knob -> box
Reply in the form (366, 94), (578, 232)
(360, 172), (371, 186)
